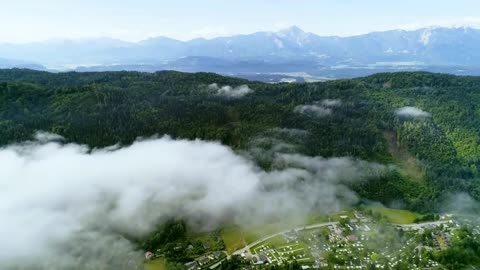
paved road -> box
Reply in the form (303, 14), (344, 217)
(394, 220), (450, 228)
(232, 221), (339, 256)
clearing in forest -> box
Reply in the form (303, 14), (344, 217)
(367, 205), (422, 224)
(383, 131), (425, 184)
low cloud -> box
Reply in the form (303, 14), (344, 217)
(395, 106), (431, 118)
(295, 99), (342, 117)
(208, 83), (220, 90)
(0, 132), (389, 269)
(294, 104), (332, 117)
(1, 135), (259, 269)
(441, 193), (480, 216)
(209, 83), (253, 98)
(397, 17), (480, 31)
(321, 99), (342, 107)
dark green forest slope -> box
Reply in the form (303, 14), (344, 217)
(1, 69), (479, 212)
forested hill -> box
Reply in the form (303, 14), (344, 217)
(1, 69), (479, 212)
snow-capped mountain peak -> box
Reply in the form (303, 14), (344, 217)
(276, 26), (312, 47)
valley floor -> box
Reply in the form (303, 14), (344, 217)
(146, 207), (479, 270)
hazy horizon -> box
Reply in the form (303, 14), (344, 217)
(2, 24), (480, 45)
(2, 0), (480, 43)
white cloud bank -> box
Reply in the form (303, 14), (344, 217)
(295, 104), (332, 117)
(294, 99), (342, 117)
(395, 106), (431, 118)
(321, 99), (342, 107)
(397, 17), (480, 31)
(0, 133), (388, 269)
(209, 83), (253, 98)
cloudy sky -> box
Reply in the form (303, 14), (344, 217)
(2, 0), (480, 43)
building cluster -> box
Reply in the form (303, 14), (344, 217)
(184, 251), (225, 270)
(168, 211), (476, 270)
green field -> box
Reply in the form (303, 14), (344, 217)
(242, 213), (330, 244)
(221, 214), (328, 254)
(367, 206), (422, 224)
(144, 258), (167, 270)
(221, 226), (245, 254)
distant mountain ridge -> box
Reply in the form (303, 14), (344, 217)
(0, 57), (46, 70)
(1, 26), (480, 79)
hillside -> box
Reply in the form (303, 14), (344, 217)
(0, 69), (479, 211)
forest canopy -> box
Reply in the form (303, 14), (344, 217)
(1, 69), (479, 212)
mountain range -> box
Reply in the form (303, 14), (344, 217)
(2, 26), (480, 80)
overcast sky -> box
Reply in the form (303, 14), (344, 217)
(2, 0), (480, 43)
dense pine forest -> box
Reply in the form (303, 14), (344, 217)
(1, 69), (480, 212)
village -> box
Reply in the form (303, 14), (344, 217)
(229, 211), (462, 270)
(146, 209), (480, 270)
